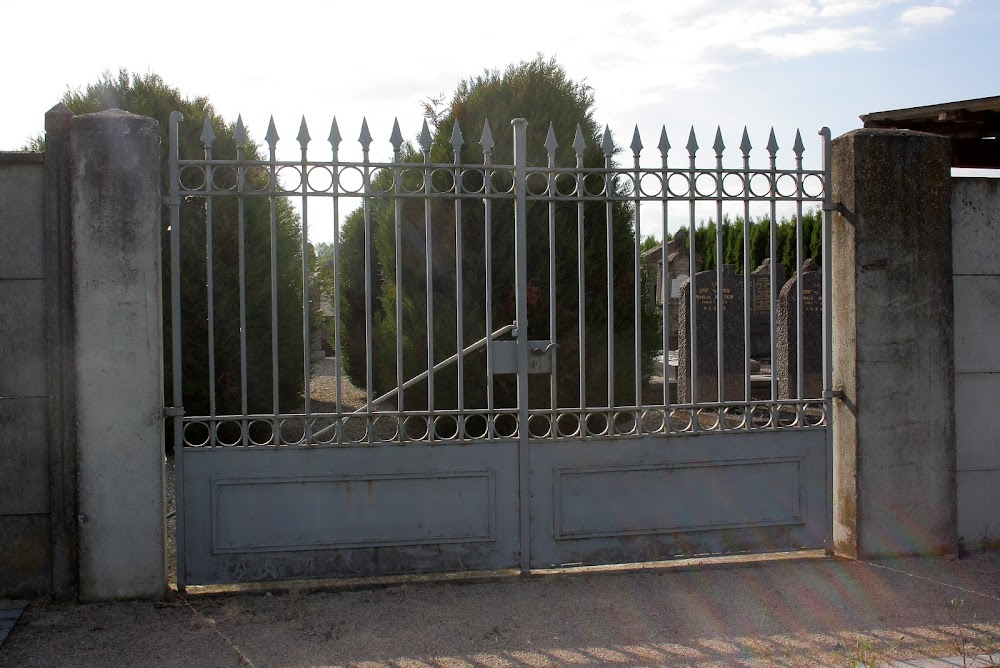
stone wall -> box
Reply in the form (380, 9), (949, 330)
(952, 178), (1000, 550)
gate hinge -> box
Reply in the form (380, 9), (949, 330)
(162, 195), (181, 207)
(822, 390), (844, 400)
(163, 406), (185, 418)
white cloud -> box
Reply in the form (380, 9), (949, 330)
(898, 5), (957, 24)
(745, 26), (881, 57)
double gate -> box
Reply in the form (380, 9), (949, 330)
(166, 111), (833, 588)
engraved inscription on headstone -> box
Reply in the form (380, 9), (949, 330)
(748, 258), (787, 359)
(776, 264), (823, 399)
(677, 265), (746, 403)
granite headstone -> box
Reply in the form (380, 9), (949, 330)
(677, 265), (746, 403)
(776, 259), (823, 399)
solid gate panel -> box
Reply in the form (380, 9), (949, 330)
(182, 443), (519, 585)
(529, 430), (827, 568)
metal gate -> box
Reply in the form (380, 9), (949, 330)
(166, 111), (834, 588)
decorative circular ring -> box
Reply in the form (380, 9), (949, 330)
(527, 414), (551, 439)
(179, 165), (207, 191)
(338, 166), (365, 194)
(638, 172), (663, 198)
(278, 418), (306, 446)
(309, 418), (338, 445)
(211, 165), (239, 192)
(398, 168), (425, 194)
(493, 413), (518, 439)
(555, 412), (581, 438)
(402, 415), (428, 441)
(275, 166), (302, 193)
(613, 410), (638, 436)
(490, 169), (515, 195)
(183, 421), (211, 448)
(461, 169), (487, 195)
(433, 415), (459, 440)
(721, 173), (746, 198)
(583, 173), (607, 197)
(245, 166), (270, 192)
(429, 169), (456, 195)
(373, 415), (400, 442)
(463, 414), (489, 440)
(369, 168), (394, 195)
(554, 173), (578, 197)
(337, 415), (366, 443)
(747, 172), (772, 198)
(775, 174), (799, 198)
(248, 419), (275, 446)
(525, 172), (549, 196)
(694, 173), (719, 198)
(585, 412), (610, 437)
(802, 174), (824, 199)
(670, 407), (693, 432)
(666, 173), (692, 198)
(697, 407), (720, 431)
(216, 420), (243, 447)
(306, 166), (335, 193)
(642, 408), (665, 433)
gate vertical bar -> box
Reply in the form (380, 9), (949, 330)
(266, 120), (281, 423)
(482, 122), (496, 438)
(512, 118), (531, 574)
(820, 126), (834, 549)
(659, 129), (670, 408)
(235, 118), (250, 445)
(631, 128), (643, 415)
(602, 128), (615, 411)
(167, 111), (186, 591)
(714, 129), (725, 405)
(299, 119), (313, 439)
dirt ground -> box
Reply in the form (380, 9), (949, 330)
(3, 553), (1000, 667)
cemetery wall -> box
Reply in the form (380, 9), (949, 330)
(0, 152), (55, 597)
(952, 177), (1000, 550)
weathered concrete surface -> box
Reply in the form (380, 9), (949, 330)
(71, 109), (166, 600)
(0, 154), (52, 597)
(952, 178), (1000, 549)
(831, 129), (957, 559)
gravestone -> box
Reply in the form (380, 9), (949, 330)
(748, 258), (786, 359)
(776, 259), (823, 399)
(677, 265), (746, 403)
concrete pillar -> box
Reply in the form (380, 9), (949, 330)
(71, 109), (165, 599)
(831, 129), (957, 559)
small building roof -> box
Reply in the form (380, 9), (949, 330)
(860, 96), (1000, 168)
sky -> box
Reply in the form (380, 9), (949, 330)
(5, 0), (996, 241)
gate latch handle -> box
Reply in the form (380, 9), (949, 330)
(531, 342), (559, 356)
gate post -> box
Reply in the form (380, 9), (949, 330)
(512, 118), (531, 575)
(830, 129), (957, 559)
(70, 109), (166, 599)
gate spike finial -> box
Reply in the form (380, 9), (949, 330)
(766, 128), (779, 158)
(328, 117), (342, 160)
(573, 124), (587, 158)
(657, 126), (670, 158)
(630, 125), (643, 158)
(418, 119), (433, 154)
(234, 115), (247, 147)
(686, 126), (698, 158)
(739, 126), (752, 157)
(793, 129), (805, 158)
(359, 118), (373, 153)
(264, 116), (279, 150)
(713, 126), (725, 158)
(544, 122), (559, 157)
(389, 118), (404, 156)
(601, 125), (615, 157)
(296, 116), (311, 150)
(479, 119), (494, 153)
(450, 120), (465, 156)
(200, 118), (216, 149)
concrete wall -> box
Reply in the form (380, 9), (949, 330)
(831, 129), (958, 559)
(952, 178), (1000, 550)
(0, 152), (53, 596)
(0, 106), (165, 600)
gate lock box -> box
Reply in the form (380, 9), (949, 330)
(491, 341), (558, 374)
